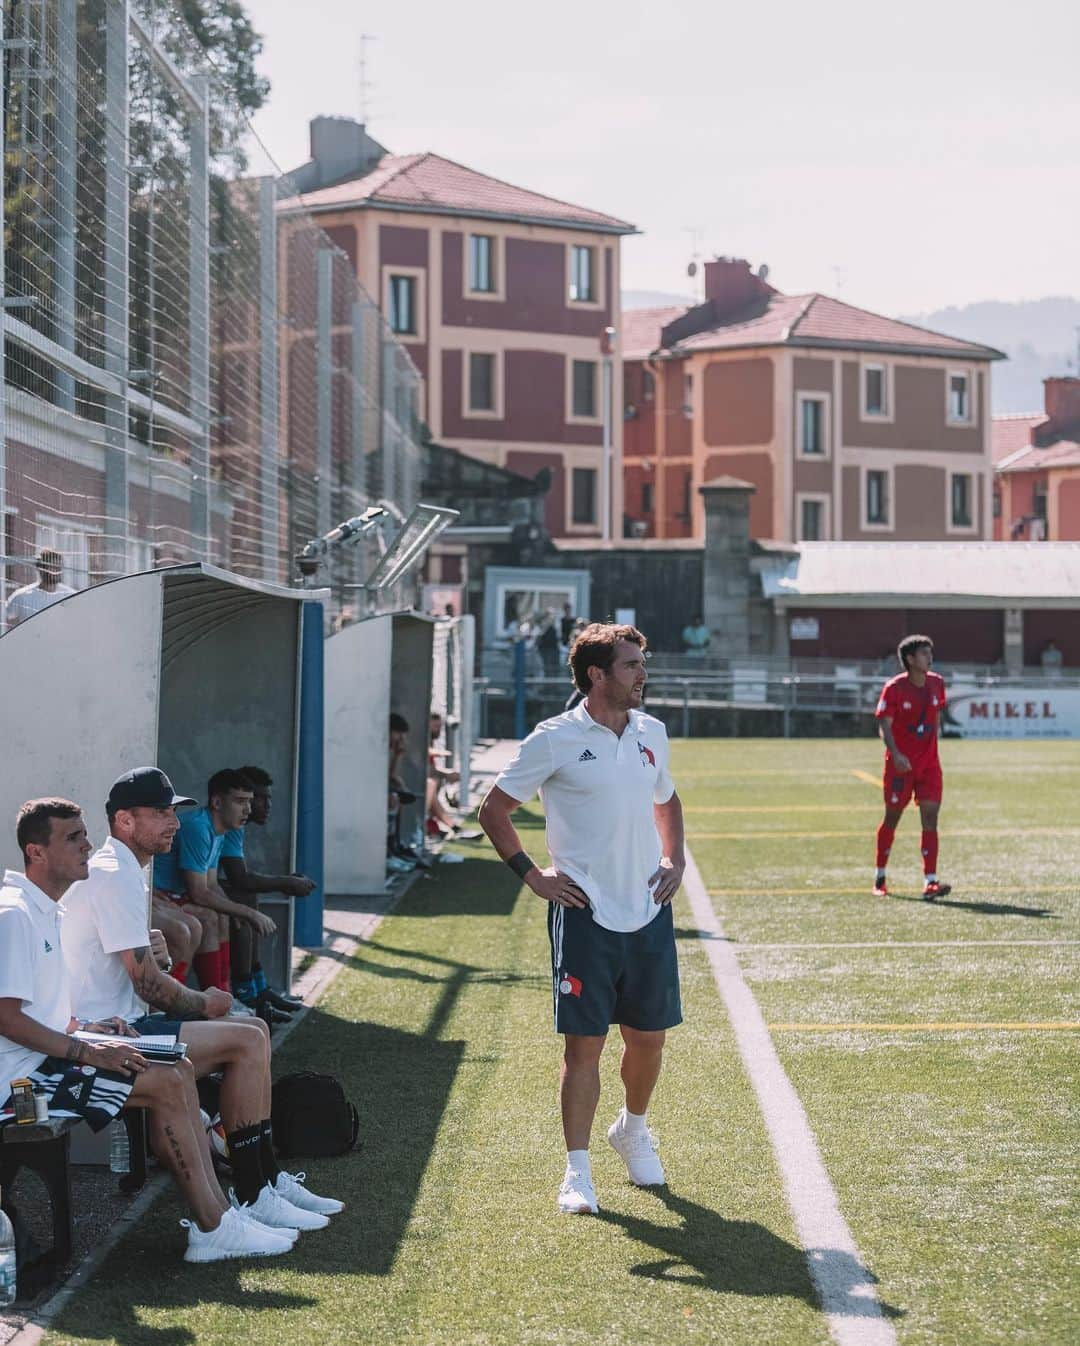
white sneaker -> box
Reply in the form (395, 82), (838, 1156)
(231, 1185), (329, 1231)
(557, 1168), (598, 1215)
(181, 1206), (293, 1262)
(232, 1203), (298, 1245)
(274, 1170), (344, 1215)
(607, 1114), (665, 1186)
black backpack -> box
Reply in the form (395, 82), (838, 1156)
(271, 1072), (361, 1158)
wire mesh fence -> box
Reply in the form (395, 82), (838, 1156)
(1, 0), (423, 631)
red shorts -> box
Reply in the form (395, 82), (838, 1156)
(883, 757), (942, 810)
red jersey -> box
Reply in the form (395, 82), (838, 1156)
(874, 672), (946, 765)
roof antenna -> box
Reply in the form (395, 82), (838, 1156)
(358, 33), (376, 126)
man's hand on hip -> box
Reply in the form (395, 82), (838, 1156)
(202, 987), (233, 1018)
(649, 857), (684, 905)
(528, 866), (589, 909)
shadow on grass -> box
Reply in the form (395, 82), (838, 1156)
(893, 894), (1058, 918)
(674, 925), (733, 943)
(598, 1188), (902, 1319)
(372, 857), (523, 918)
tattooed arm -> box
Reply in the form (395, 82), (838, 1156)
(119, 946), (231, 1019)
(0, 997), (147, 1074)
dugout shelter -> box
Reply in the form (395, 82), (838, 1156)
(0, 563), (328, 974)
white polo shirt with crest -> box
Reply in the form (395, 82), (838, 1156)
(495, 701), (676, 933)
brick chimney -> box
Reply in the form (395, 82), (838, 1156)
(702, 258), (775, 315)
(1043, 376), (1080, 433)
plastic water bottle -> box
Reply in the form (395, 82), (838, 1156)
(109, 1118), (130, 1174)
(0, 1200), (16, 1305)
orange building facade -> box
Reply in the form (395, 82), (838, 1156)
(993, 378), (1080, 542)
(623, 259), (1004, 544)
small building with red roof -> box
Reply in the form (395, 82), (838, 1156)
(992, 378), (1080, 541)
(622, 258), (1005, 544)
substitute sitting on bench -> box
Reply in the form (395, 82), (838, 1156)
(61, 768), (342, 1229)
(0, 798), (293, 1264)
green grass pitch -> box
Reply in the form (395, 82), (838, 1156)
(41, 738), (1079, 1346)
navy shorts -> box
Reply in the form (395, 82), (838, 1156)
(128, 1014), (185, 1037)
(547, 901), (682, 1036)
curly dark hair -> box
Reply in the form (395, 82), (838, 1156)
(897, 633), (933, 671)
(568, 622), (647, 694)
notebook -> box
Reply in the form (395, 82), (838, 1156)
(73, 1031), (187, 1062)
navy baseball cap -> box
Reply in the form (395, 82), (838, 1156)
(106, 767), (196, 815)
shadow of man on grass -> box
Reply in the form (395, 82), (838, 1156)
(597, 1187), (902, 1320)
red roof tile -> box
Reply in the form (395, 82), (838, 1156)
(277, 153), (635, 234)
(991, 412), (1045, 464)
(622, 306), (687, 361)
(997, 438), (1080, 474)
(660, 292), (1003, 361)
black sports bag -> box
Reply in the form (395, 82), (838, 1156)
(271, 1071), (361, 1158)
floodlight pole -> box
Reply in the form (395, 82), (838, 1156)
(601, 325), (615, 542)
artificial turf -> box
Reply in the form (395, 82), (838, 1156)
(40, 739), (1079, 1345)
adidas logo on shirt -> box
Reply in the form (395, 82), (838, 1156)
(578, 749), (597, 762)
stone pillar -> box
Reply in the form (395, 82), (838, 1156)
(699, 477), (756, 658)
(1004, 607), (1024, 675)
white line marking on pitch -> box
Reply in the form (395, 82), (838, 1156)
(684, 847), (897, 1346)
(736, 939), (1080, 950)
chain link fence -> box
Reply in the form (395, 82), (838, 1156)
(1, 0), (422, 631)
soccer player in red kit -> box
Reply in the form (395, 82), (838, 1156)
(872, 634), (951, 901)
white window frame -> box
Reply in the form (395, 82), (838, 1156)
(565, 242), (605, 310)
(860, 361), (893, 421)
(946, 467), (978, 535)
(795, 492), (831, 542)
(465, 232), (505, 302)
(381, 265), (426, 342)
(462, 348), (504, 420)
(860, 463), (894, 532)
(566, 357), (602, 425)
(946, 367), (975, 426)
(796, 392), (831, 459)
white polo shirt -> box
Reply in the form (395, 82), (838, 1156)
(0, 871), (72, 1086)
(495, 701), (676, 933)
(62, 837), (150, 1024)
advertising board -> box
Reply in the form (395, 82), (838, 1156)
(946, 686), (1080, 739)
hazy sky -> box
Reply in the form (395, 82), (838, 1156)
(246, 0), (1080, 316)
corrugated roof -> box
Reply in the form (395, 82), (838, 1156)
(277, 152), (636, 233)
(658, 292), (1003, 361)
(762, 541), (1080, 604)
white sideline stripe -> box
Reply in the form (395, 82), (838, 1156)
(737, 939), (1080, 950)
(684, 848), (897, 1346)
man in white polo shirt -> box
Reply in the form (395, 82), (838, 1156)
(478, 622), (685, 1216)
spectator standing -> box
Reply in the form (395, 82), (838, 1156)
(560, 603), (577, 647)
(680, 615), (711, 657)
(3, 549), (75, 628)
(1041, 640), (1064, 677)
(537, 612), (561, 678)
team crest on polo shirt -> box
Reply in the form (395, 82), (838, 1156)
(637, 742), (655, 768)
(559, 971), (582, 997)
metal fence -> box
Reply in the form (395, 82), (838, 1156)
(0, 0), (422, 631)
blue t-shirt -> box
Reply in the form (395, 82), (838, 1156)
(220, 827), (246, 861)
(154, 807), (227, 893)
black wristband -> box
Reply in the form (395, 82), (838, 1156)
(506, 851), (535, 880)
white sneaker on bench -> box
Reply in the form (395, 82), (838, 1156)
(182, 1206), (293, 1262)
(274, 1169), (344, 1215)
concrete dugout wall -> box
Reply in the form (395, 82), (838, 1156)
(324, 612), (435, 894)
(0, 566), (322, 964)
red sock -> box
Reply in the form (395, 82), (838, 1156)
(921, 830), (939, 876)
(193, 951), (219, 990)
(218, 940), (232, 993)
(875, 823), (895, 870)
(170, 961), (188, 984)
